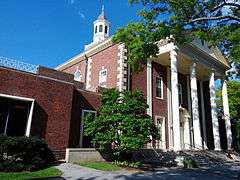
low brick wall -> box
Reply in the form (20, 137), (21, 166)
(65, 148), (105, 163)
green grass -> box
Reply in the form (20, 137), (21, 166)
(78, 162), (122, 171)
(0, 167), (62, 180)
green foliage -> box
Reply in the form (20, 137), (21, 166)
(0, 167), (61, 180)
(84, 89), (158, 159)
(112, 160), (142, 168)
(77, 162), (121, 171)
(113, 0), (240, 76)
(0, 135), (55, 172)
(183, 158), (198, 168)
(216, 81), (240, 122)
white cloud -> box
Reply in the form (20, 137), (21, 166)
(78, 11), (86, 20)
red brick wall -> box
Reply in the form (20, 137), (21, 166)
(152, 62), (168, 147)
(62, 60), (87, 83)
(0, 67), (74, 152)
(88, 44), (119, 91)
(62, 44), (120, 91)
(68, 89), (101, 147)
(131, 66), (147, 98)
(152, 62), (168, 118)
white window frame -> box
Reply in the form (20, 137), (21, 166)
(178, 83), (183, 105)
(79, 109), (96, 148)
(74, 69), (82, 82)
(155, 116), (166, 149)
(156, 76), (163, 99)
(0, 93), (34, 137)
(99, 68), (107, 86)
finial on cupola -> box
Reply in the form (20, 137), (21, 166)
(98, 5), (106, 20)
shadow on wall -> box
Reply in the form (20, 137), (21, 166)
(30, 102), (48, 138)
(68, 90), (97, 148)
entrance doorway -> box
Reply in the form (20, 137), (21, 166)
(79, 110), (96, 148)
(179, 107), (191, 149)
(154, 116), (166, 149)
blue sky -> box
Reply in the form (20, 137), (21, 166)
(0, 0), (142, 68)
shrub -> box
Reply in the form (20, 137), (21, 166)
(84, 89), (159, 160)
(0, 135), (55, 172)
(112, 161), (142, 168)
(183, 158), (198, 168)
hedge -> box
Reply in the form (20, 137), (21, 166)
(0, 135), (55, 172)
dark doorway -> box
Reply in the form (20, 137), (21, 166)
(0, 97), (31, 136)
(80, 110), (96, 148)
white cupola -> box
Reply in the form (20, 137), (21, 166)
(93, 6), (110, 43)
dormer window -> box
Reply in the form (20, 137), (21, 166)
(74, 69), (82, 82)
(99, 25), (103, 32)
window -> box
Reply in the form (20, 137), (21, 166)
(156, 76), (163, 99)
(105, 26), (108, 34)
(155, 116), (166, 149)
(74, 69), (81, 82)
(95, 26), (97, 33)
(99, 69), (107, 86)
(178, 83), (183, 105)
(99, 25), (103, 32)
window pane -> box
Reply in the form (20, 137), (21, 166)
(74, 70), (81, 82)
(99, 25), (103, 32)
(156, 77), (163, 98)
(105, 26), (108, 34)
(95, 26), (97, 33)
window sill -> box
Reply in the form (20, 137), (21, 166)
(156, 97), (164, 100)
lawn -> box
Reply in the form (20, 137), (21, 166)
(0, 167), (62, 180)
(78, 162), (122, 171)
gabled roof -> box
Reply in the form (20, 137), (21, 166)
(56, 37), (230, 71)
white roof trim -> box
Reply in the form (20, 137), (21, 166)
(0, 93), (34, 102)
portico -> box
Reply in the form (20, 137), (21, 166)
(148, 39), (232, 151)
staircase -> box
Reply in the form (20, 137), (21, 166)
(132, 149), (240, 167)
(179, 150), (240, 166)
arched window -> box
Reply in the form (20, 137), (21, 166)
(105, 26), (108, 34)
(99, 25), (103, 32)
(74, 69), (81, 82)
(95, 26), (97, 33)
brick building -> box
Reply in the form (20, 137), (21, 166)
(0, 7), (232, 158)
(57, 8), (232, 151)
(0, 61), (101, 158)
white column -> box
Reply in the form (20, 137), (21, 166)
(25, 100), (35, 137)
(200, 81), (207, 149)
(170, 47), (181, 151)
(187, 75), (194, 149)
(184, 117), (191, 149)
(190, 63), (202, 149)
(147, 60), (152, 117)
(209, 71), (221, 150)
(222, 79), (232, 149)
(146, 60), (153, 148)
(167, 67), (173, 149)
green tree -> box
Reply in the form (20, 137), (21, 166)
(113, 0), (240, 76)
(84, 89), (158, 160)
